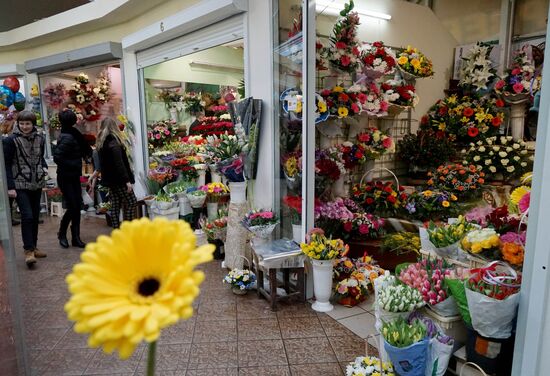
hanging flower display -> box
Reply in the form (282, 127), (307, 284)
(320, 85), (361, 118)
(356, 127), (394, 159)
(42, 82), (67, 109)
(360, 41), (396, 78)
(396, 45), (434, 78)
(380, 81), (418, 108)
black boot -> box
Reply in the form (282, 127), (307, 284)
(58, 214), (70, 248)
(71, 226), (86, 248)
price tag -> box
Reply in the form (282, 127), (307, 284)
(287, 97), (298, 111)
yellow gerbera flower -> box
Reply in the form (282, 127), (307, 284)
(338, 107), (349, 118)
(442, 200), (450, 207)
(318, 100), (327, 113)
(510, 185), (530, 205)
(397, 56), (408, 65)
(333, 86), (344, 93)
(520, 172), (533, 185)
(65, 218), (215, 359)
(410, 58), (421, 69)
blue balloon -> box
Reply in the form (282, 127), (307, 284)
(13, 92), (26, 111)
(0, 85), (14, 109)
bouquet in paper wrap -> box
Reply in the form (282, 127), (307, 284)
(242, 209), (279, 238)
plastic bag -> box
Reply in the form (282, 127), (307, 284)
(384, 337), (429, 376)
(465, 286), (519, 339)
(81, 188), (94, 206)
(445, 278), (472, 327)
(429, 296), (459, 317)
(425, 336), (454, 376)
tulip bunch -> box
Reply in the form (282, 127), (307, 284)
(427, 215), (477, 248)
(377, 284), (425, 313)
(467, 272), (521, 300)
(382, 317), (427, 348)
(399, 259), (452, 306)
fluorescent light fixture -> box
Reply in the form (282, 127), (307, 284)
(315, 0), (391, 20)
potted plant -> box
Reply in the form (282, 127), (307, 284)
(300, 228), (348, 312)
(223, 268), (256, 295)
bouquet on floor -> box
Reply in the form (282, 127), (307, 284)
(382, 317), (429, 376)
(345, 356), (395, 376)
(335, 270), (371, 307)
(325, 1), (361, 73)
(223, 269), (256, 291)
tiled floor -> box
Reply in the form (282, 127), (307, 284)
(11, 215), (378, 375)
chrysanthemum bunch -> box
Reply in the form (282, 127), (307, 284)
(346, 356), (395, 376)
(223, 269), (256, 290)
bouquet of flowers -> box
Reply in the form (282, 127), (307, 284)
(404, 190), (459, 221)
(326, 1), (361, 73)
(339, 141), (367, 169)
(495, 49), (541, 100)
(459, 42), (497, 93)
(464, 136), (533, 180)
(242, 209), (279, 234)
(189, 115), (234, 137)
(157, 88), (182, 106)
(427, 163), (485, 197)
(360, 41), (396, 77)
(320, 85), (361, 118)
(485, 205), (525, 234)
(147, 120), (177, 149)
(351, 181), (408, 217)
(187, 189), (207, 208)
(341, 212), (386, 240)
(461, 228), (501, 255)
(355, 83), (389, 117)
(202, 216), (228, 242)
(510, 184), (531, 214)
(356, 127), (394, 159)
(378, 284), (425, 313)
(382, 317), (427, 348)
(300, 229), (348, 260)
(94, 70), (111, 104)
(333, 257), (357, 281)
(466, 269), (521, 300)
(182, 92), (205, 114)
(396, 45), (434, 78)
(500, 237), (525, 266)
(380, 81), (418, 108)
(422, 94), (506, 141)
(427, 215), (477, 248)
(42, 83), (66, 109)
(147, 166), (175, 187)
(315, 151), (341, 195)
(283, 195), (302, 224)
(381, 232), (420, 256)
(345, 356), (395, 376)
(399, 258), (453, 307)
(397, 129), (456, 175)
(282, 151), (302, 180)
(335, 270), (371, 307)
(200, 182), (229, 203)
(47, 187), (63, 202)
(223, 269), (256, 291)
(204, 133), (243, 164)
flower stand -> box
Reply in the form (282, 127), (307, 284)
(229, 181), (247, 204)
(311, 259), (334, 312)
(50, 201), (64, 217)
(196, 166), (206, 186)
(224, 200), (251, 270)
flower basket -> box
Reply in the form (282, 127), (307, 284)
(386, 103), (409, 117)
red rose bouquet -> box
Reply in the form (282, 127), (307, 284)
(361, 41), (396, 77)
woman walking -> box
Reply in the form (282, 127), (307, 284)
(2, 111), (48, 268)
(97, 117), (137, 228)
(53, 109), (92, 248)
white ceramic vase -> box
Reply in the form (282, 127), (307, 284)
(510, 102), (527, 141)
(210, 164), (222, 183)
(311, 259), (334, 312)
(207, 202), (218, 220)
(229, 181), (247, 204)
(292, 223), (302, 244)
(196, 168), (206, 187)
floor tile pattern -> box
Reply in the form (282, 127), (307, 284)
(11, 216), (374, 375)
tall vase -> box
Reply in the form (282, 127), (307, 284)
(209, 164), (222, 183)
(169, 107), (178, 122)
(292, 223), (302, 243)
(207, 202), (218, 220)
(510, 102), (527, 141)
(196, 167), (206, 187)
(229, 181), (247, 204)
(177, 193), (193, 217)
(311, 259), (334, 312)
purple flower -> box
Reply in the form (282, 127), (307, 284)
(406, 202), (416, 214)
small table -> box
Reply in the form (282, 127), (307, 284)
(250, 239), (306, 311)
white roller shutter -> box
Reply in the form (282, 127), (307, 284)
(136, 14), (244, 69)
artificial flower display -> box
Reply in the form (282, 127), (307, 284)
(335, 270), (371, 306)
(223, 269), (256, 291)
(396, 45), (434, 78)
(461, 228), (501, 254)
(382, 317), (427, 348)
(495, 49), (541, 98)
(326, 1), (361, 73)
(300, 229), (348, 260)
(351, 180), (408, 217)
(346, 356), (395, 376)
(422, 94), (505, 141)
(360, 41), (396, 77)
(377, 284), (425, 313)
(404, 190), (459, 221)
(380, 81), (418, 108)
(147, 120), (178, 149)
(464, 136), (533, 179)
(64, 218), (214, 359)
(427, 215), (477, 248)
(427, 163), (485, 197)
(341, 212), (386, 240)
(459, 42), (497, 92)
(356, 127), (394, 159)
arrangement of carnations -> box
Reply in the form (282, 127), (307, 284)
(361, 41), (396, 77)
(223, 269), (256, 291)
(356, 127), (394, 159)
(345, 356), (395, 376)
(147, 120), (178, 149)
(427, 163), (485, 197)
(422, 94), (505, 141)
(335, 270), (371, 307)
(200, 182), (229, 203)
(404, 190), (459, 221)
(461, 228), (501, 255)
(351, 181), (407, 217)
(464, 136), (533, 180)
(341, 212), (386, 241)
(377, 284), (425, 313)
(494, 49), (540, 100)
(396, 45), (434, 78)
(300, 231), (348, 260)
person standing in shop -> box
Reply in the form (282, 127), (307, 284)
(53, 109), (92, 248)
(2, 111), (48, 268)
(96, 117), (137, 228)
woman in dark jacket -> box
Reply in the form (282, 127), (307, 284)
(53, 109), (92, 248)
(97, 117), (136, 228)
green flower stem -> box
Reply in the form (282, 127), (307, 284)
(146, 341), (157, 376)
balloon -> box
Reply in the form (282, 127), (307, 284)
(13, 92), (25, 111)
(3, 76), (20, 93)
(0, 85), (14, 108)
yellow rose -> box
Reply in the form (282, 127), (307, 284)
(397, 56), (408, 65)
(471, 243), (482, 254)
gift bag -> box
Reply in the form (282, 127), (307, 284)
(429, 296), (459, 317)
(384, 337), (429, 376)
(425, 336), (454, 376)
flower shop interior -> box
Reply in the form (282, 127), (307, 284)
(2, 0), (550, 375)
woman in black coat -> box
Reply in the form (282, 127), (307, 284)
(96, 117), (136, 228)
(53, 109), (92, 248)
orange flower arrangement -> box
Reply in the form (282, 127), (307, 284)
(501, 242), (524, 266)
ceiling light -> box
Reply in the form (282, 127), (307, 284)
(315, 0), (391, 21)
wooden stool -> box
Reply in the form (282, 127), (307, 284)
(250, 240), (306, 311)
(50, 202), (64, 217)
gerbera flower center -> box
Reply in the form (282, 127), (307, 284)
(137, 277), (160, 297)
